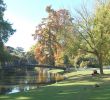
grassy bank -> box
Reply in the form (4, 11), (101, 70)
(0, 69), (110, 100)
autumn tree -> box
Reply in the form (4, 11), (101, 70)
(33, 6), (73, 66)
(75, 0), (110, 74)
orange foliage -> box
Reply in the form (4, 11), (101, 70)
(35, 44), (46, 64)
(33, 6), (72, 65)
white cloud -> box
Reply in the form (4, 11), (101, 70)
(4, 11), (37, 51)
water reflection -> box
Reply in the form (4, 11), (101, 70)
(0, 67), (64, 94)
(8, 85), (37, 94)
(8, 86), (20, 94)
(0, 86), (12, 95)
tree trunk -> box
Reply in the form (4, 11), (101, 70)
(0, 36), (5, 65)
(48, 29), (55, 66)
(97, 54), (104, 75)
(99, 59), (103, 75)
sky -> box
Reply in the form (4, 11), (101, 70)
(4, 0), (93, 51)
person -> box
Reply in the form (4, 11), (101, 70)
(91, 70), (99, 76)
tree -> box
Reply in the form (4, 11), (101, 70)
(0, 0), (15, 62)
(75, 0), (110, 74)
(26, 45), (37, 64)
(63, 55), (70, 66)
(33, 6), (73, 66)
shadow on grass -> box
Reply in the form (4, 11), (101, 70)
(1, 84), (110, 100)
(60, 74), (110, 85)
(0, 74), (110, 100)
(0, 84), (92, 100)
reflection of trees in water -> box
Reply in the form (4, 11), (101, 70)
(37, 68), (55, 83)
(0, 86), (12, 94)
(37, 68), (48, 83)
(0, 68), (64, 94)
(0, 69), (27, 85)
(37, 68), (64, 84)
(0, 67), (64, 85)
(0, 69), (15, 85)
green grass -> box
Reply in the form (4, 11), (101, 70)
(1, 69), (110, 100)
(48, 69), (64, 73)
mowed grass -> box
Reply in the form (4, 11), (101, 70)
(0, 69), (110, 100)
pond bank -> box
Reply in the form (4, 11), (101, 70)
(1, 70), (110, 100)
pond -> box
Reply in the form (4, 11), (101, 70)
(0, 67), (64, 95)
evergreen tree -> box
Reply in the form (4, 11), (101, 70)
(0, 0), (15, 62)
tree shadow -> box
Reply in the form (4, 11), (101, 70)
(0, 73), (110, 100)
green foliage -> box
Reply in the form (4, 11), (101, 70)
(25, 45), (37, 64)
(80, 61), (88, 67)
(0, 0), (15, 62)
(75, 0), (110, 74)
(0, 0), (15, 43)
(74, 53), (98, 68)
(63, 55), (70, 66)
(93, 1), (110, 65)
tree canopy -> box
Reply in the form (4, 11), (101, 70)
(33, 6), (74, 66)
(0, 0), (15, 62)
(75, 0), (110, 74)
(33, 0), (110, 74)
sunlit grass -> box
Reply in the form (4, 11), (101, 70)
(0, 96), (9, 99)
(15, 97), (31, 100)
(48, 69), (64, 73)
(1, 69), (110, 100)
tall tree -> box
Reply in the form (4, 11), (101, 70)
(75, 0), (110, 74)
(33, 6), (73, 66)
(0, 0), (15, 62)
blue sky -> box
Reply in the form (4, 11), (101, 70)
(4, 0), (93, 51)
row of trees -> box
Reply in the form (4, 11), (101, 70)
(33, 0), (110, 74)
(0, 46), (37, 66)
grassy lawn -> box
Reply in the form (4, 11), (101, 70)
(48, 69), (64, 73)
(0, 69), (110, 100)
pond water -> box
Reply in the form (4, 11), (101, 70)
(0, 67), (64, 95)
